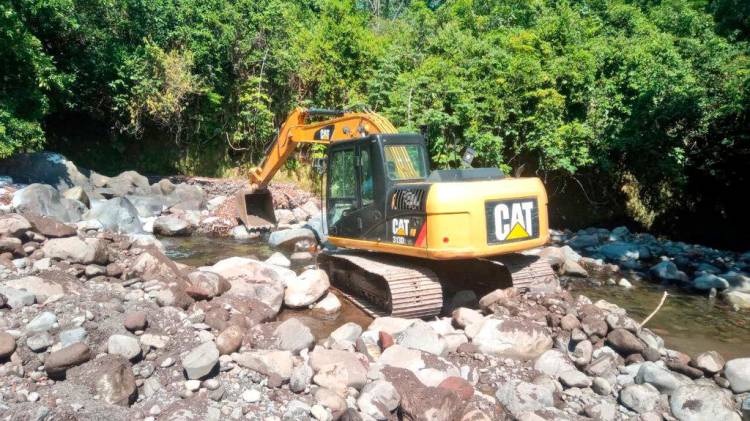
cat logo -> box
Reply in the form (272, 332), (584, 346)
(487, 199), (538, 243)
(314, 124), (335, 141)
(392, 218), (410, 236)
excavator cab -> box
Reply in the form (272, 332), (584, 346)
(326, 134), (428, 239)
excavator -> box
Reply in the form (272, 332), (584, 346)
(237, 107), (558, 318)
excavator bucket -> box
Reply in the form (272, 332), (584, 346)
(235, 188), (276, 228)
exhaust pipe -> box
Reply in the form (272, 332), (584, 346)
(235, 188), (276, 229)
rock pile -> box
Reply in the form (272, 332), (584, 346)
(544, 226), (750, 310)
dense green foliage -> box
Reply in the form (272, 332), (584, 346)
(1, 0), (749, 246)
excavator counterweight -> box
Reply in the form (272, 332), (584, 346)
(238, 107), (559, 317)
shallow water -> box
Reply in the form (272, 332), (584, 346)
(163, 235), (372, 340)
(569, 279), (750, 359)
(163, 235), (750, 357)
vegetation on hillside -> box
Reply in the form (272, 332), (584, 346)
(1, 0), (749, 246)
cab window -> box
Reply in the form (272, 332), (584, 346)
(384, 144), (427, 180)
(361, 147), (374, 206)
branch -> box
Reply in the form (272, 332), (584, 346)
(639, 291), (668, 329)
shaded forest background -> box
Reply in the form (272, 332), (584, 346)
(1, 0), (749, 249)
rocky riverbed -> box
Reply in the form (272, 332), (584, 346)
(2, 152), (750, 420)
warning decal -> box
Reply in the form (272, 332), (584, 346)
(485, 198), (539, 244)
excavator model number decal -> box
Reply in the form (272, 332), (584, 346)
(485, 198), (539, 244)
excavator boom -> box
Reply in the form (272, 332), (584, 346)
(237, 107), (397, 227)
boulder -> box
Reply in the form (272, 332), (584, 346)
(153, 215), (193, 236)
(22, 213), (76, 238)
(606, 328), (645, 355)
(558, 369), (592, 388)
(0, 332), (16, 359)
(126, 195), (165, 218)
(378, 344), (425, 372)
(650, 260), (689, 283)
(471, 318), (552, 360)
(5, 276), (65, 303)
(274, 318), (315, 353)
(85, 197), (143, 234)
(233, 350), (294, 380)
(724, 358), (750, 393)
(28, 332), (54, 352)
(12, 183), (85, 223)
(290, 363), (314, 393)
(693, 274), (729, 290)
(186, 270), (230, 300)
(691, 351), (725, 375)
(368, 317), (415, 336)
(383, 366), (465, 421)
(452, 308), (484, 330)
(63, 186), (91, 208)
(619, 383), (661, 414)
(670, 384), (740, 421)
(181, 341), (220, 380)
(495, 378), (554, 416)
(0, 152), (91, 190)
(357, 380), (401, 420)
(105, 170), (151, 197)
(330, 322), (363, 344)
(310, 348), (368, 393)
(216, 325), (244, 355)
(534, 349), (577, 378)
(107, 335), (141, 361)
(284, 269), (330, 308)
(635, 362), (689, 394)
(724, 290), (750, 309)
(599, 242), (640, 262)
(26, 311), (57, 332)
(45, 342), (91, 378)
(0, 286), (35, 308)
(265, 252), (291, 268)
(268, 228), (316, 250)
(395, 320), (446, 356)
(42, 236), (107, 264)
(312, 292), (342, 315)
(166, 184), (206, 210)
(123, 312), (147, 332)
(0, 214), (31, 237)
(68, 355), (137, 406)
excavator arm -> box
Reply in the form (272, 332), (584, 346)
(237, 107), (398, 227)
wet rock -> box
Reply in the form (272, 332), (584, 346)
(691, 350), (725, 374)
(606, 328), (645, 355)
(670, 384), (740, 421)
(123, 312), (147, 332)
(724, 290), (750, 309)
(471, 317), (552, 360)
(85, 197), (143, 234)
(12, 183), (85, 223)
(108, 334), (141, 361)
(284, 269), (330, 308)
(0, 331), (17, 359)
(357, 380), (401, 420)
(42, 236), (108, 264)
(313, 292), (342, 315)
(599, 242), (639, 262)
(153, 215), (193, 236)
(495, 378), (554, 416)
(693, 274), (729, 290)
(0, 214), (32, 237)
(45, 342), (91, 378)
(395, 320), (446, 356)
(216, 325), (244, 355)
(182, 341), (220, 379)
(724, 358), (750, 393)
(650, 260), (688, 283)
(268, 228), (316, 250)
(233, 349), (294, 380)
(275, 318), (314, 353)
(619, 383), (661, 413)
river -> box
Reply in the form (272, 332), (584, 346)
(162, 235), (750, 358)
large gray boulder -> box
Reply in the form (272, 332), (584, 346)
(724, 358), (750, 393)
(126, 195), (165, 218)
(12, 184), (85, 223)
(165, 184), (206, 211)
(650, 260), (689, 283)
(104, 170), (151, 197)
(42, 236), (108, 264)
(599, 242), (640, 262)
(495, 379), (554, 416)
(269, 228), (317, 250)
(619, 383), (661, 414)
(284, 269), (330, 308)
(670, 384), (740, 421)
(471, 317), (552, 360)
(0, 152), (91, 190)
(181, 341), (219, 380)
(85, 197), (143, 234)
(153, 215), (193, 236)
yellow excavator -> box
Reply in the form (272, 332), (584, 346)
(237, 107), (557, 318)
